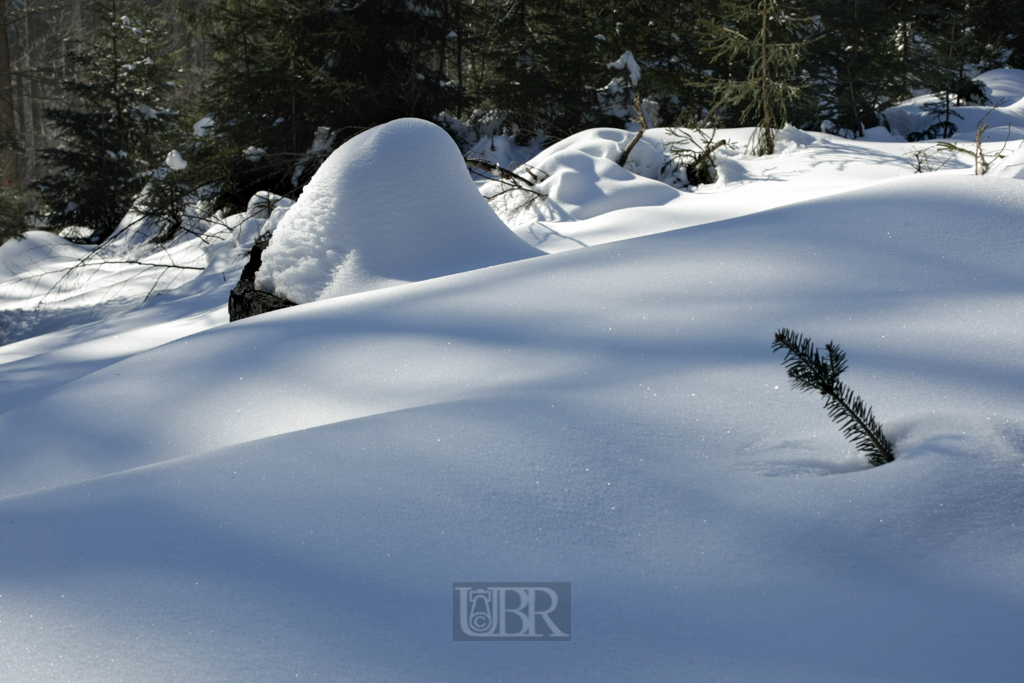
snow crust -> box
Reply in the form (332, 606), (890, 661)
(255, 118), (541, 303)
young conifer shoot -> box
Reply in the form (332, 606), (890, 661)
(772, 328), (895, 467)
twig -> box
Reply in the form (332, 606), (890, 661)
(618, 91), (649, 167)
(465, 158), (539, 187)
(690, 139), (728, 170)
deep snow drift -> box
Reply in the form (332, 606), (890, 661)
(2, 89), (1024, 682)
(255, 118), (541, 303)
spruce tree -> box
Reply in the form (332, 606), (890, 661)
(479, 0), (724, 138)
(704, 0), (811, 155)
(911, 3), (989, 140)
(33, 0), (177, 242)
(772, 328), (895, 467)
(975, 0), (1024, 70)
(483, 0), (610, 138)
(588, 0), (719, 127)
(170, 0), (463, 217)
(0, 185), (26, 243)
(0, 129), (24, 243)
(799, 0), (903, 137)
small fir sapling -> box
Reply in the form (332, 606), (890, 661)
(666, 126), (729, 186)
(772, 328), (895, 467)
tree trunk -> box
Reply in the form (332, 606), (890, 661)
(228, 235), (297, 321)
(26, 2), (45, 160)
(71, 0), (84, 45)
(454, 0), (463, 117)
(760, 0), (773, 154)
(0, 0), (20, 189)
(847, 0), (862, 135)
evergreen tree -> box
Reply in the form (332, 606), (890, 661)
(584, 0), (720, 127)
(0, 0), (19, 195)
(483, 0), (610, 138)
(478, 0), (724, 138)
(905, 2), (989, 140)
(0, 129), (24, 243)
(33, 0), (177, 242)
(168, 0), (464, 217)
(0, 184), (26, 242)
(705, 0), (811, 155)
(799, 0), (903, 136)
(972, 0), (1024, 70)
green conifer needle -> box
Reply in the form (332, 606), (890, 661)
(772, 328), (895, 467)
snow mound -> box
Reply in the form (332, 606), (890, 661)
(484, 128), (680, 230)
(534, 147), (676, 221)
(773, 123), (817, 148)
(987, 141), (1024, 179)
(977, 67), (1024, 105)
(255, 118), (541, 304)
(882, 69), (1024, 141)
(0, 231), (90, 283)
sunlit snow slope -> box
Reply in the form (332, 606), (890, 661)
(1, 172), (1022, 682)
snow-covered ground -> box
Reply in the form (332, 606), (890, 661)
(2, 75), (1024, 681)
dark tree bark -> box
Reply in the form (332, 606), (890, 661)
(228, 235), (297, 321)
(0, 0), (21, 189)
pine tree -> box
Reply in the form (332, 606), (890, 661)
(33, 0), (177, 242)
(772, 328), (895, 467)
(704, 0), (811, 155)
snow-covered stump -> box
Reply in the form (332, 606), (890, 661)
(254, 118), (542, 304)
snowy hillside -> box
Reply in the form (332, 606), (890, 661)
(2, 97), (1024, 681)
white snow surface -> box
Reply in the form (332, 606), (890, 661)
(608, 50), (642, 86)
(988, 141), (1024, 178)
(882, 68), (1024, 141)
(1, 119), (1024, 683)
(164, 149), (187, 171)
(255, 118), (541, 303)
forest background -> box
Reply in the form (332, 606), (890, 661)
(1, 0), (1022, 245)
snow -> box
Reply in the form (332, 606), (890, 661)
(972, 67), (1024, 104)
(241, 145), (266, 162)
(607, 50), (642, 86)
(255, 118), (541, 303)
(482, 128), (680, 237)
(882, 68), (1024, 142)
(1, 112), (1023, 682)
(485, 124), (985, 252)
(164, 149), (187, 170)
(988, 142), (1024, 179)
(192, 115), (214, 137)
